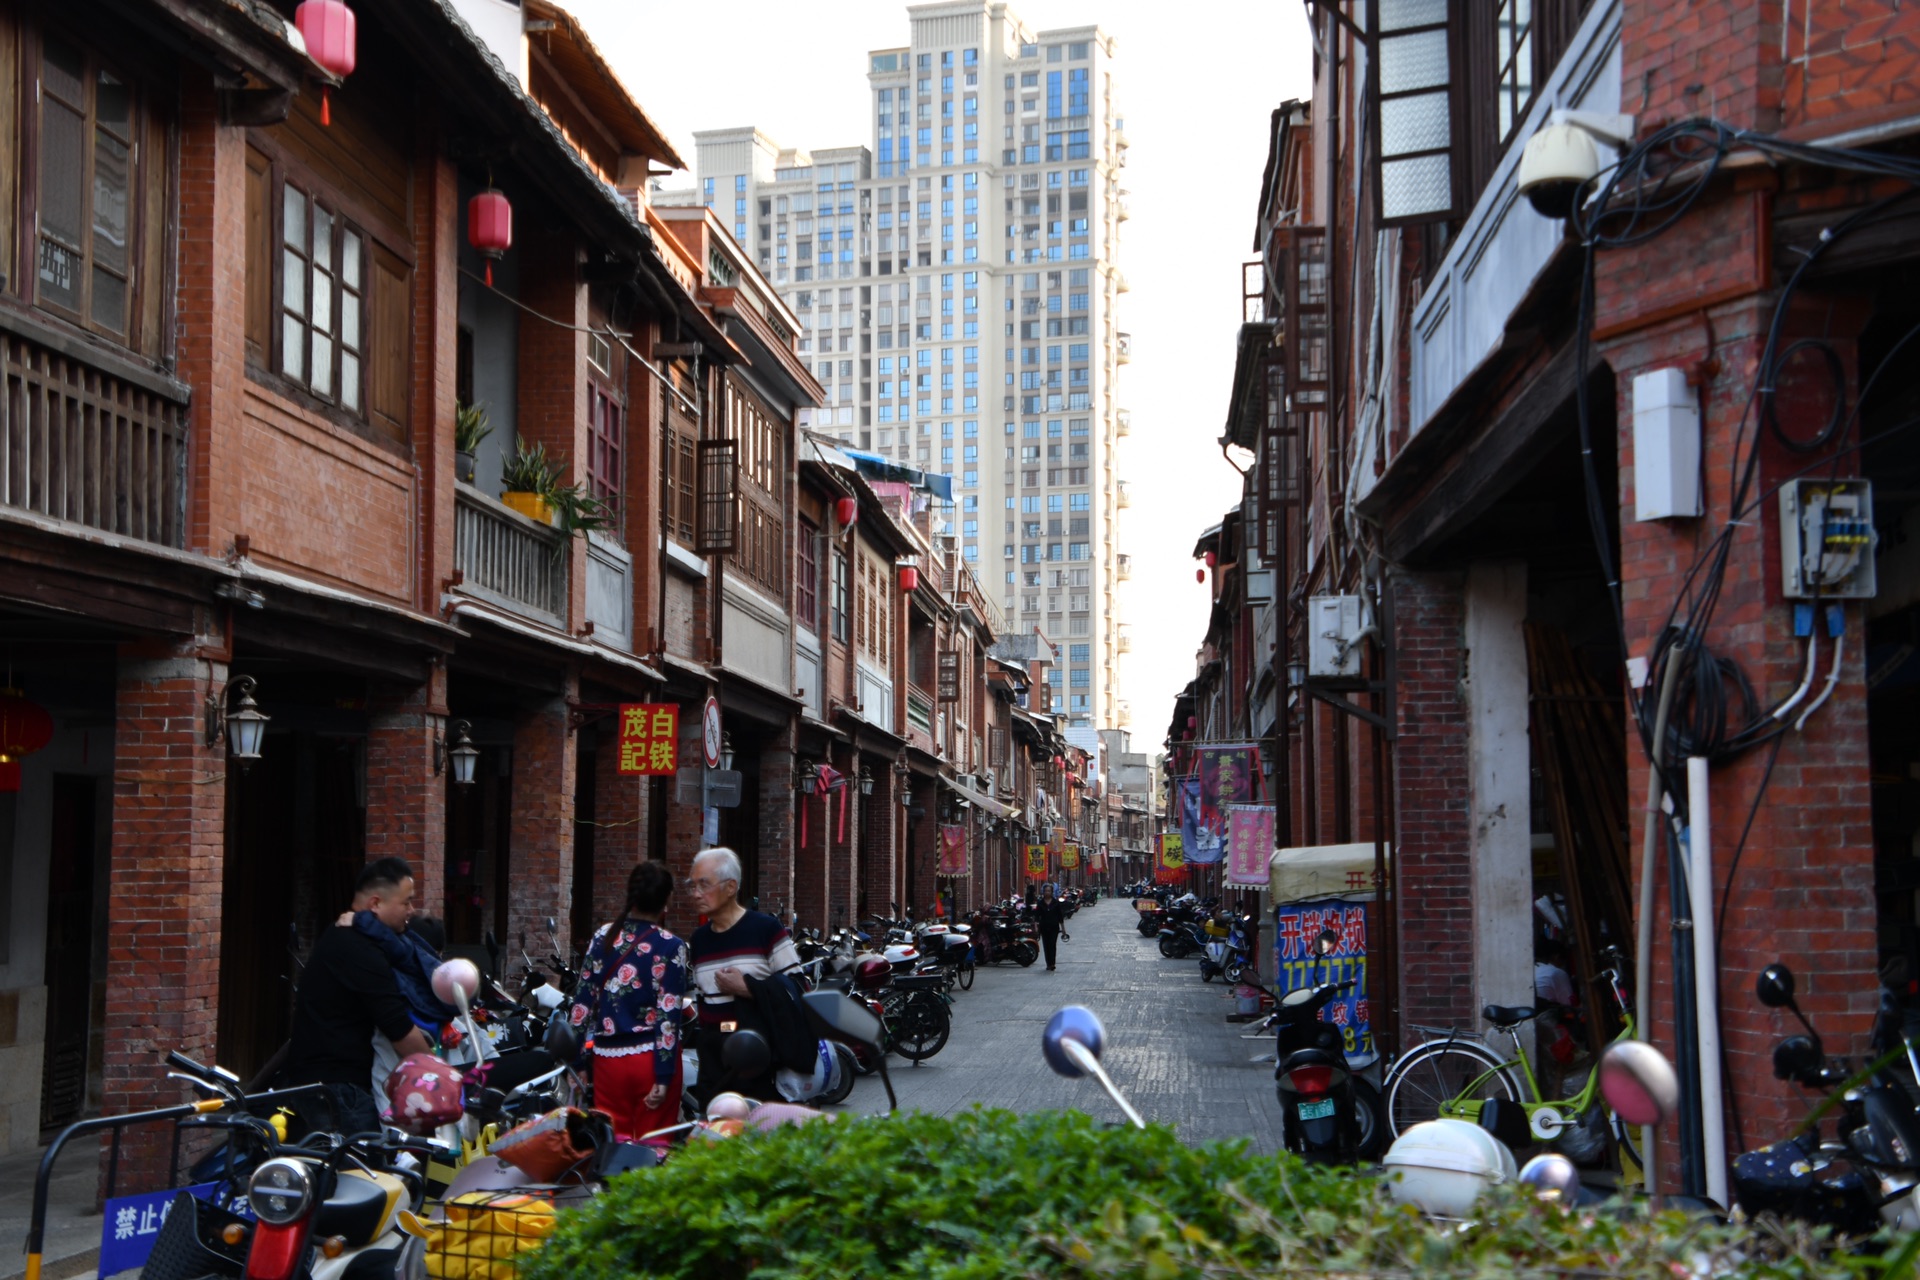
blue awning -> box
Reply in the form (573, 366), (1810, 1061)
(840, 449), (955, 502)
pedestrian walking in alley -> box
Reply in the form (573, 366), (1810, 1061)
(686, 846), (803, 1102)
(569, 860), (690, 1140)
(1036, 883), (1065, 970)
(280, 857), (431, 1135)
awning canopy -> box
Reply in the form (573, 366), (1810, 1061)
(945, 774), (1014, 820)
(1269, 842), (1387, 902)
(841, 448), (955, 502)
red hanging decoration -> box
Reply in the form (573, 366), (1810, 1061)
(468, 188), (513, 287)
(1195, 568), (1205, 583)
(1204, 550), (1218, 568)
(834, 496), (859, 527)
(295, 0), (356, 127)
(0, 688), (55, 793)
(898, 565), (919, 592)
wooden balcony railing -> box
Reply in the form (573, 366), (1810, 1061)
(0, 321), (188, 546)
(454, 485), (567, 627)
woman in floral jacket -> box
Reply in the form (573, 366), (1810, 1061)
(568, 860), (690, 1139)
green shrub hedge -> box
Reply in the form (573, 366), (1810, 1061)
(522, 1109), (1890, 1280)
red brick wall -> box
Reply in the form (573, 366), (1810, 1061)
(589, 731), (649, 929)
(793, 772), (832, 934)
(507, 689), (578, 951)
(515, 223), (588, 634)
(365, 672), (449, 905)
(1781, 3), (1920, 135)
(104, 648), (228, 1186)
(755, 736), (797, 923)
(413, 142), (459, 616)
(1602, 286), (1880, 1152)
(1389, 570), (1477, 1036)
(858, 754), (898, 923)
(178, 79), (244, 558)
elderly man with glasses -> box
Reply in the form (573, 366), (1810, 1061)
(684, 846), (802, 1102)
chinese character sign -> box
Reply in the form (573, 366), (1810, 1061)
(1089, 844), (1108, 873)
(1155, 832), (1186, 884)
(1060, 843), (1081, 871)
(1273, 899), (1374, 1064)
(938, 824), (969, 876)
(1181, 744), (1260, 864)
(1226, 804), (1275, 886)
(100, 1186), (229, 1277)
(1024, 844), (1050, 881)
(616, 703), (680, 775)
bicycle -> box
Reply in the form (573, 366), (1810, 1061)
(1380, 946), (1641, 1169)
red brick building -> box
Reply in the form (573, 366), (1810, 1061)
(0, 0), (1086, 1180)
(1177, 0), (1920, 1197)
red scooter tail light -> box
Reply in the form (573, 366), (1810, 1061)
(1280, 1064), (1333, 1095)
(244, 1221), (311, 1280)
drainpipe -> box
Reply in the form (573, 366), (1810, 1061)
(1687, 755), (1728, 1209)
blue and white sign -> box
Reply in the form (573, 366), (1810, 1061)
(1272, 899), (1375, 1067)
(99, 1183), (227, 1277)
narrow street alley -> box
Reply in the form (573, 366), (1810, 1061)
(847, 901), (1285, 1152)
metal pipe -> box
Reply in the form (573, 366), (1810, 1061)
(1636, 644), (1683, 1192)
(1687, 755), (1729, 1208)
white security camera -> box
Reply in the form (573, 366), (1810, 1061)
(1516, 110), (1635, 218)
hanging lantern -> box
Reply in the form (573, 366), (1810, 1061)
(294, 0), (357, 127)
(468, 189), (513, 287)
(898, 564), (919, 592)
(834, 496), (859, 527)
(1204, 550), (1218, 568)
(0, 687), (55, 793)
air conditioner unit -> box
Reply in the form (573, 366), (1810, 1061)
(1307, 594), (1365, 679)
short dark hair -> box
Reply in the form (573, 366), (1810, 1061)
(356, 857), (414, 897)
(625, 860), (674, 916)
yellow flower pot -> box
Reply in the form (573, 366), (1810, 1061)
(500, 491), (554, 525)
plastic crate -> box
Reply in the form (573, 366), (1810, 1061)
(427, 1190), (559, 1280)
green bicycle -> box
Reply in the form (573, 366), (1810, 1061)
(1380, 945), (1642, 1171)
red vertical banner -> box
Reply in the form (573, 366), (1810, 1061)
(616, 703), (680, 775)
(938, 824), (969, 876)
(1155, 832), (1187, 884)
(1024, 844), (1049, 881)
(1060, 843), (1081, 871)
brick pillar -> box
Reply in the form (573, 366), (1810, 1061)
(365, 670), (449, 907)
(590, 730), (648, 928)
(175, 76), (244, 556)
(508, 685), (577, 952)
(793, 763), (830, 934)
(906, 776), (941, 918)
(1389, 569), (1475, 1038)
(825, 743), (859, 926)
(104, 647), (228, 1186)
(515, 224), (589, 635)
(756, 737), (797, 924)
(858, 756), (897, 923)
(1605, 293), (1880, 1159)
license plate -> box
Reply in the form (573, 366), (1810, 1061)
(1296, 1098), (1335, 1121)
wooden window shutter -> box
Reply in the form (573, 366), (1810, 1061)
(697, 437), (738, 555)
(367, 244), (410, 445)
(938, 649), (961, 702)
(1370, 0), (1459, 226)
(244, 148), (272, 364)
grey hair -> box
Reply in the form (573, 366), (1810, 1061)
(693, 846), (742, 887)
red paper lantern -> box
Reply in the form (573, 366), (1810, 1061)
(0, 688), (54, 793)
(1204, 550), (1218, 568)
(1195, 568), (1205, 583)
(834, 496), (859, 527)
(468, 189), (513, 287)
(295, 0), (356, 126)
(898, 565), (920, 592)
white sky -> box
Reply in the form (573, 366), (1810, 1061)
(560, 0), (1314, 752)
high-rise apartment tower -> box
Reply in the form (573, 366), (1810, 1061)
(656, 1), (1131, 731)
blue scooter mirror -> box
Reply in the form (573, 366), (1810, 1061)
(1043, 1006), (1145, 1130)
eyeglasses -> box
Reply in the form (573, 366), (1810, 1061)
(684, 877), (731, 892)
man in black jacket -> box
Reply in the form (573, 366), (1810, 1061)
(283, 858), (431, 1134)
(1035, 884), (1065, 971)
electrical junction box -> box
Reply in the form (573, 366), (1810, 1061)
(1631, 367), (1702, 520)
(1780, 478), (1876, 599)
(1308, 594), (1365, 678)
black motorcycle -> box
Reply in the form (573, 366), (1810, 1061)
(1266, 929), (1384, 1163)
(1731, 961), (1920, 1236)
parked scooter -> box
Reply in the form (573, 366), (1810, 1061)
(1266, 928), (1384, 1163)
(1730, 961), (1920, 1235)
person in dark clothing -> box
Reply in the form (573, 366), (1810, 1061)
(283, 857), (431, 1135)
(1035, 884), (1065, 971)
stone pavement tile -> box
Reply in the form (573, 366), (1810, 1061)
(846, 900), (1284, 1152)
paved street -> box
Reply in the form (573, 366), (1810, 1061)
(845, 899), (1286, 1152)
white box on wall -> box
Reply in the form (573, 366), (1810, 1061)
(1632, 367), (1702, 520)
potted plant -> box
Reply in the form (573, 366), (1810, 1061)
(454, 402), (492, 484)
(551, 482), (615, 537)
(500, 436), (558, 525)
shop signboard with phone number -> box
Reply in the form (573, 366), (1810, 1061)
(1272, 899), (1374, 1064)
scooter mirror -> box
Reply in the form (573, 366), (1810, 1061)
(1042, 1005), (1106, 1079)
(1597, 1040), (1680, 1127)
(1313, 928), (1338, 957)
(1756, 963), (1798, 1009)
(1772, 1034), (1824, 1083)
(545, 916), (559, 937)
(544, 1014), (583, 1063)
(432, 958), (482, 1006)
(1517, 1153), (1581, 1202)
